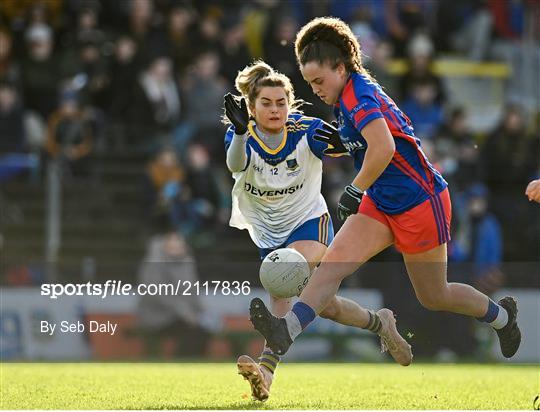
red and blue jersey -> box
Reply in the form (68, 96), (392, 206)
(334, 72), (447, 215)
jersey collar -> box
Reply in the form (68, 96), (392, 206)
(248, 121), (288, 155)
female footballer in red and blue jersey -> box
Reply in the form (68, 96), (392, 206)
(248, 17), (521, 360)
(334, 71), (451, 253)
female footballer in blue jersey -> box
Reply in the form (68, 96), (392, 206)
(249, 17), (521, 360)
(224, 61), (411, 401)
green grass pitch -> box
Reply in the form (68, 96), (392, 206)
(1, 363), (538, 409)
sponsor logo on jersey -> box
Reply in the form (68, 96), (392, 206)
(252, 164), (263, 173)
(350, 102), (369, 115)
(344, 141), (365, 151)
(244, 181), (304, 198)
(286, 158), (299, 170)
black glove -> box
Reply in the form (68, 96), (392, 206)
(224, 92), (249, 135)
(313, 121), (347, 155)
(337, 184), (364, 222)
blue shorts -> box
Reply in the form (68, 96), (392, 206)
(259, 213), (334, 260)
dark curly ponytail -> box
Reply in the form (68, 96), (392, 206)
(295, 17), (368, 76)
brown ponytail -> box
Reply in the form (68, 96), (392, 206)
(234, 60), (304, 114)
(295, 17), (368, 76)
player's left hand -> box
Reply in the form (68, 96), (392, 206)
(313, 121), (348, 155)
(337, 184), (363, 222)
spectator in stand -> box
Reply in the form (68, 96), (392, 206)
(62, 6), (107, 52)
(482, 106), (538, 198)
(161, 6), (197, 75)
(175, 51), (227, 154)
(435, 0), (493, 60)
(195, 10), (222, 53)
(59, 7), (109, 104)
(401, 77), (443, 140)
(242, 0), (283, 60)
(136, 224), (209, 357)
(436, 107), (480, 191)
(349, 5), (379, 61)
(130, 55), (181, 150)
(264, 14), (298, 78)
(184, 143), (228, 235)
(489, 0), (524, 43)
(0, 0), (62, 59)
(384, 0), (435, 57)
(73, 38), (109, 110)
(45, 91), (94, 177)
(20, 23), (60, 120)
(481, 105), (539, 260)
(143, 146), (191, 233)
(107, 35), (139, 148)
(127, 0), (157, 61)
(219, 17), (251, 86)
(399, 32), (445, 104)
(289, 0), (331, 24)
(0, 29), (20, 88)
(0, 82), (25, 154)
(365, 39), (398, 97)
(489, 1), (535, 105)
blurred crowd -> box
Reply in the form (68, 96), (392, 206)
(1, 1), (539, 291)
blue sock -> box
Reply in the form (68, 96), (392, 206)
(477, 299), (499, 323)
(291, 302), (316, 329)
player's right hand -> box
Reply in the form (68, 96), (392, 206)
(337, 184), (364, 222)
(224, 92), (249, 135)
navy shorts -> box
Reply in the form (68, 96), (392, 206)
(259, 213), (334, 260)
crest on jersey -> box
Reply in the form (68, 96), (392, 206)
(286, 158), (298, 171)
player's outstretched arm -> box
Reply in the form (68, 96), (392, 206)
(224, 93), (250, 173)
(226, 132), (249, 173)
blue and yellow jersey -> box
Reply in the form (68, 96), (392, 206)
(224, 112), (331, 166)
(224, 113), (332, 249)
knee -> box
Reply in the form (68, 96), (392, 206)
(416, 290), (449, 312)
(320, 298), (341, 320)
